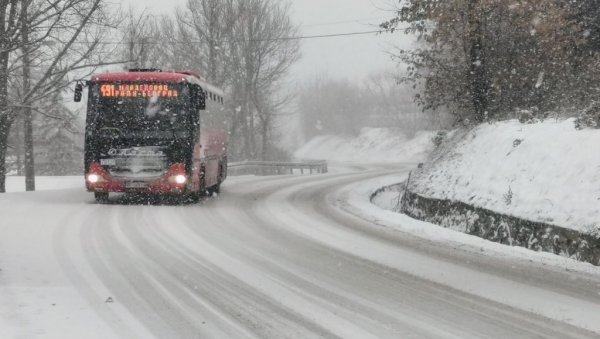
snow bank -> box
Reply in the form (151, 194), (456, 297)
(294, 128), (435, 163)
(410, 119), (600, 233)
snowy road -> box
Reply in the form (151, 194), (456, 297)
(1, 165), (600, 338)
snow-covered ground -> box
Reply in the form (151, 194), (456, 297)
(5, 171), (598, 339)
(294, 128), (435, 163)
(6, 176), (83, 193)
(1, 143), (599, 337)
(409, 119), (600, 233)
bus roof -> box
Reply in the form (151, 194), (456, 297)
(89, 70), (224, 97)
(90, 71), (204, 83)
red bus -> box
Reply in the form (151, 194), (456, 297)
(74, 69), (228, 203)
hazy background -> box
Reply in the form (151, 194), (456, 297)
(124, 0), (413, 82)
(3, 0), (428, 181)
(115, 0), (431, 157)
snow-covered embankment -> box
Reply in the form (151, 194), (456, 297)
(397, 119), (600, 264)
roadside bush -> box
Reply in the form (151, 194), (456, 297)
(516, 107), (545, 124)
(575, 101), (600, 129)
(432, 130), (448, 148)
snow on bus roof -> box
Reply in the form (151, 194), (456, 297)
(91, 71), (195, 83)
(90, 71), (224, 96)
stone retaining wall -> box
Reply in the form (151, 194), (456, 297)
(383, 187), (600, 266)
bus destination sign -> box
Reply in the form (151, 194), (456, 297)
(100, 84), (179, 98)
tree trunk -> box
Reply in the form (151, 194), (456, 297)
(260, 115), (269, 161)
(23, 108), (34, 190)
(15, 116), (22, 175)
(242, 99), (251, 159)
(0, 45), (11, 193)
(22, 1), (35, 191)
(0, 116), (11, 193)
(208, 38), (217, 82)
(248, 103), (255, 159)
(467, 0), (488, 123)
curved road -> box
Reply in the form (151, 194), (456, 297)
(2, 165), (600, 338)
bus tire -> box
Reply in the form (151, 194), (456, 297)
(94, 192), (109, 203)
(208, 163), (223, 195)
(188, 191), (201, 203)
(206, 184), (220, 196)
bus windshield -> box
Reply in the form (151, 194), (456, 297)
(88, 82), (194, 138)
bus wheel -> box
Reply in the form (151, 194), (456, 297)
(188, 191), (201, 203)
(209, 164), (223, 195)
(94, 192), (109, 203)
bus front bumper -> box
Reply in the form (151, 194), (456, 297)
(85, 163), (189, 194)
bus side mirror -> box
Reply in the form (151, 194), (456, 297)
(74, 83), (83, 102)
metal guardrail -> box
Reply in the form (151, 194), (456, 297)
(227, 160), (328, 176)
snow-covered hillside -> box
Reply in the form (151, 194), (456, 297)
(294, 128), (435, 163)
(410, 119), (600, 233)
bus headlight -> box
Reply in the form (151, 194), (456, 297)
(173, 175), (187, 184)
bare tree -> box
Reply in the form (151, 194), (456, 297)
(296, 72), (450, 141)
(227, 0), (300, 160)
(0, 0), (23, 192)
(160, 0), (300, 161)
(176, 0), (235, 86)
(121, 7), (159, 70)
(20, 0), (33, 190)
(0, 0), (121, 192)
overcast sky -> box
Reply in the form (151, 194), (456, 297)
(124, 0), (413, 83)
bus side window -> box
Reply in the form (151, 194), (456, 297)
(192, 85), (205, 110)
